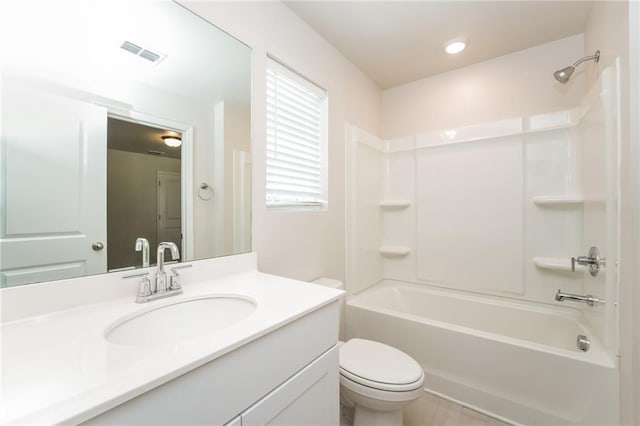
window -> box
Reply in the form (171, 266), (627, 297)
(266, 57), (327, 210)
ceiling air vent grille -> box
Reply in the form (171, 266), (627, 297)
(120, 41), (166, 64)
(139, 49), (161, 63)
(120, 41), (142, 55)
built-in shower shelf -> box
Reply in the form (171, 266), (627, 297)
(380, 200), (411, 209)
(533, 257), (585, 273)
(380, 246), (411, 257)
(532, 196), (584, 206)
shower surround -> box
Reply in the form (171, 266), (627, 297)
(345, 61), (620, 425)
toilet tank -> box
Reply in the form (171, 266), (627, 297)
(311, 278), (345, 341)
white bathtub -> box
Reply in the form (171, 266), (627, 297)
(345, 280), (618, 425)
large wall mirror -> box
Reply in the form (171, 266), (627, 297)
(0, 1), (252, 287)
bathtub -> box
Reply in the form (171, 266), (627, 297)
(345, 280), (618, 425)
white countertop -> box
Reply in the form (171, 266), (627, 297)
(0, 255), (341, 424)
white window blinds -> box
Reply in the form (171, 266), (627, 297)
(266, 58), (327, 209)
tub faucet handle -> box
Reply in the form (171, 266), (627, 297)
(571, 256), (588, 271)
(571, 246), (606, 277)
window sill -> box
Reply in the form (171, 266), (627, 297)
(266, 204), (328, 213)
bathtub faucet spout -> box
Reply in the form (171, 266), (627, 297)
(555, 289), (604, 307)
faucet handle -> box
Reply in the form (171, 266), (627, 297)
(169, 264), (192, 290)
(571, 246), (605, 277)
(123, 272), (152, 303)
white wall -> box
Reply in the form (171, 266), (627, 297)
(181, 2), (382, 283)
(345, 126), (385, 295)
(383, 35), (585, 139)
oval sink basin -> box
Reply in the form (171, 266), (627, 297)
(106, 296), (257, 346)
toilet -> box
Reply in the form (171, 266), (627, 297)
(312, 278), (425, 426)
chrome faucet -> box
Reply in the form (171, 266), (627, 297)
(135, 237), (150, 268)
(555, 289), (605, 307)
(123, 241), (186, 303)
(156, 242), (180, 293)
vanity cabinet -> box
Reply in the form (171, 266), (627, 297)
(228, 346), (338, 426)
(84, 302), (339, 425)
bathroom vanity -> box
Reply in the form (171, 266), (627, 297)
(0, 253), (341, 425)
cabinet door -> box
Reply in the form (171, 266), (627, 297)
(241, 346), (339, 426)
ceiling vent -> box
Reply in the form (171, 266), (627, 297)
(120, 41), (167, 64)
(120, 41), (142, 55)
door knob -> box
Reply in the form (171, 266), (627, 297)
(92, 242), (104, 251)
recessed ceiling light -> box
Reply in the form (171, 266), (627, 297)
(444, 38), (467, 55)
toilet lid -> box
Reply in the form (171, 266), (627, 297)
(339, 338), (423, 389)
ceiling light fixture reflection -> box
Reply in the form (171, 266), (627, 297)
(161, 135), (182, 148)
(444, 38), (467, 55)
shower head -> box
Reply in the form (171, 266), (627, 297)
(553, 66), (575, 84)
(553, 50), (600, 84)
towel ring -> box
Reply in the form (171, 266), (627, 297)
(198, 182), (214, 201)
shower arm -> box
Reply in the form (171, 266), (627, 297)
(572, 51), (600, 68)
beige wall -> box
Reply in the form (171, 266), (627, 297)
(181, 1), (383, 282)
(382, 34), (585, 139)
(107, 149), (181, 270)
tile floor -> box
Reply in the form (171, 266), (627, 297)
(403, 392), (512, 426)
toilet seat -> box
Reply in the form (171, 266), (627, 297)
(339, 338), (424, 392)
(340, 368), (424, 392)
(340, 372), (425, 404)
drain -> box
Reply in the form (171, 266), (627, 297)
(577, 334), (590, 352)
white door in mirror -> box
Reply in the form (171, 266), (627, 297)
(0, 81), (107, 287)
(156, 171), (182, 254)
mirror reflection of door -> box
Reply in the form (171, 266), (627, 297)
(106, 118), (182, 270)
(0, 82), (108, 287)
(156, 170), (182, 259)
